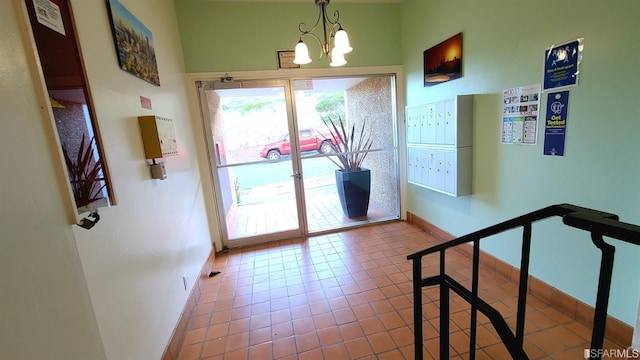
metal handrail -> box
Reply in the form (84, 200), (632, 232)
(406, 203), (639, 360)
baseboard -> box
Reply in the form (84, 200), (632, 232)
(407, 211), (633, 347)
(161, 248), (216, 360)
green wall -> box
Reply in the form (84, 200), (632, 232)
(174, 1), (401, 72)
(175, 0), (640, 325)
(401, 0), (640, 325)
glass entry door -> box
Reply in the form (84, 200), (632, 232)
(197, 75), (400, 249)
(197, 79), (305, 248)
(292, 76), (400, 233)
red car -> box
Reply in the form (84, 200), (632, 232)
(259, 129), (338, 161)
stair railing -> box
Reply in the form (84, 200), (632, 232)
(406, 203), (640, 360)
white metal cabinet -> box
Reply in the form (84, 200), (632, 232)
(423, 102), (436, 144)
(444, 99), (456, 145)
(406, 107), (420, 144)
(420, 149), (429, 186)
(435, 101), (446, 144)
(406, 95), (473, 196)
(426, 149), (437, 189)
(407, 147), (417, 183)
(434, 150), (446, 190)
(444, 150), (457, 194)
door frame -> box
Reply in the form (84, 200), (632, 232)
(196, 78), (311, 248)
(186, 66), (406, 252)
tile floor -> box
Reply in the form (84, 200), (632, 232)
(176, 221), (627, 359)
(226, 192), (397, 240)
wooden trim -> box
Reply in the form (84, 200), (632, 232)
(406, 211), (633, 347)
(68, 0), (117, 207)
(14, 0), (79, 224)
(162, 248), (216, 360)
(16, 0), (116, 221)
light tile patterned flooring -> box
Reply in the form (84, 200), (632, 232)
(177, 222), (627, 359)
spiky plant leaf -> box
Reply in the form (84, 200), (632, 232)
(62, 134), (106, 208)
(321, 116), (372, 172)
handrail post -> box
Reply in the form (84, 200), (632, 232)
(412, 256), (423, 360)
(439, 250), (449, 360)
(589, 233), (615, 360)
(469, 239), (480, 360)
(516, 223), (532, 346)
(406, 204), (639, 360)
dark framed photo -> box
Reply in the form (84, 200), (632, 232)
(277, 50), (300, 69)
(423, 32), (463, 87)
(106, 0), (160, 86)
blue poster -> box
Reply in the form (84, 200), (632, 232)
(543, 91), (570, 156)
(543, 39), (582, 90)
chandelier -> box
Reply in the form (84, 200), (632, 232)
(293, 0), (353, 67)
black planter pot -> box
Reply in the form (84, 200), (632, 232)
(335, 168), (370, 218)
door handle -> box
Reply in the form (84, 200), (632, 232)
(214, 143), (222, 165)
(290, 173), (302, 179)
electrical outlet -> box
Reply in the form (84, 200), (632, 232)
(182, 273), (188, 291)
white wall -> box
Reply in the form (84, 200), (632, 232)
(1, 0), (216, 359)
(0, 2), (106, 359)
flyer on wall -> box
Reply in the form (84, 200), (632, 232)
(543, 91), (570, 156)
(501, 84), (541, 145)
(33, 0), (66, 35)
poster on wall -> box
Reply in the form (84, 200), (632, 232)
(106, 0), (160, 86)
(501, 84), (540, 145)
(543, 38), (583, 91)
(543, 91), (570, 156)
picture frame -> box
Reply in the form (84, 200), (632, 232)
(277, 50), (300, 69)
(423, 32), (463, 87)
(106, 0), (160, 86)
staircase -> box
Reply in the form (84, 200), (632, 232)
(406, 203), (640, 360)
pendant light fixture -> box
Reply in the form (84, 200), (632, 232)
(293, 0), (352, 67)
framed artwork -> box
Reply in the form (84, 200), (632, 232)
(276, 50), (300, 69)
(423, 32), (463, 87)
(106, 0), (160, 86)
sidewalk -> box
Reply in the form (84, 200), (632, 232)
(238, 173), (336, 205)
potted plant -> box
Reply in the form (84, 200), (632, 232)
(62, 134), (106, 212)
(321, 116), (373, 218)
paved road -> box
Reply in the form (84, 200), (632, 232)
(229, 154), (339, 190)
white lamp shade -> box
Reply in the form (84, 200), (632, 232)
(334, 29), (352, 54)
(330, 47), (347, 67)
(293, 41), (312, 64)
